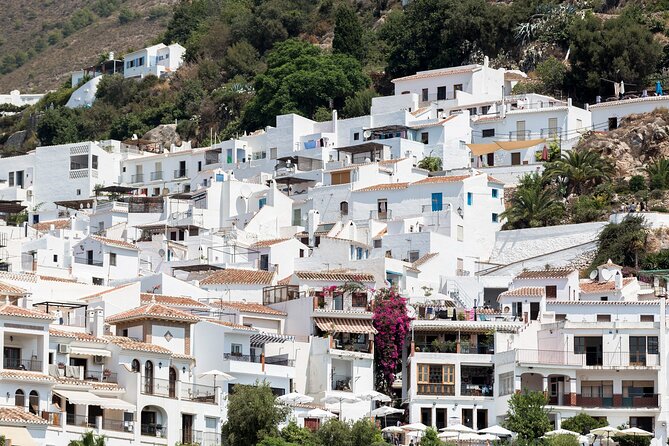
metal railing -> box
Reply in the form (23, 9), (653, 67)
(369, 210), (392, 221)
(131, 174), (145, 183)
(515, 349), (660, 367)
(576, 394), (659, 408)
(150, 171), (163, 181)
(262, 285), (304, 305)
(223, 353), (260, 363)
(181, 382), (216, 404)
(179, 430), (223, 445)
(461, 383), (494, 396)
(4, 358), (42, 372)
(141, 423), (166, 437)
(508, 130), (531, 141)
(141, 377), (176, 398)
(174, 169), (188, 178)
(416, 383), (455, 396)
(74, 257), (103, 266)
(103, 418), (134, 433)
(223, 353), (295, 367)
(67, 413), (93, 428)
(265, 356), (296, 367)
(41, 411), (61, 426)
(84, 370), (118, 383)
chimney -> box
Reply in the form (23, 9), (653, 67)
(307, 210), (320, 246)
(614, 271), (623, 290)
(88, 308), (105, 338)
(484, 55), (489, 68)
(108, 51), (115, 61)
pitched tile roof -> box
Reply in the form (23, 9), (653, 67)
(0, 281), (27, 295)
(515, 268), (575, 280)
(579, 278), (635, 294)
(412, 175), (470, 185)
(250, 238), (291, 248)
(0, 271), (39, 283)
(207, 320), (259, 331)
(412, 253), (439, 268)
(90, 235), (139, 251)
(277, 276), (291, 285)
(487, 175), (505, 185)
(499, 287), (545, 297)
(56, 377), (122, 390)
(0, 370), (56, 383)
(0, 407), (50, 424)
(211, 301), (287, 316)
(49, 328), (106, 343)
(105, 336), (173, 355)
(106, 301), (200, 324)
(355, 182), (410, 192)
(39, 275), (79, 283)
(140, 293), (210, 309)
(32, 219), (71, 232)
(409, 116), (456, 129)
(294, 271), (375, 282)
(392, 65), (479, 82)
(200, 268), (275, 286)
(82, 283), (136, 302)
(0, 302), (54, 320)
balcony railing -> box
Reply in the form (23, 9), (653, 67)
(575, 394), (658, 408)
(181, 430), (223, 446)
(263, 285), (304, 305)
(74, 257), (103, 266)
(508, 130), (531, 141)
(369, 210), (392, 221)
(515, 349), (660, 367)
(461, 383), (493, 397)
(181, 382), (216, 404)
(141, 423), (166, 437)
(332, 375), (353, 392)
(103, 418), (134, 433)
(4, 358), (42, 372)
(131, 174), (145, 183)
(150, 171), (163, 181)
(223, 353), (260, 363)
(41, 411), (61, 426)
(174, 169), (188, 178)
(417, 383), (455, 396)
(223, 353), (294, 367)
(67, 413), (94, 428)
(84, 370), (118, 383)
(141, 377), (176, 398)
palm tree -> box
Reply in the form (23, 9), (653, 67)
(501, 174), (565, 229)
(544, 149), (614, 196)
(68, 431), (106, 446)
(645, 157), (669, 190)
(417, 156), (442, 172)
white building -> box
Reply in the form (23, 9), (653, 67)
(123, 43), (186, 80)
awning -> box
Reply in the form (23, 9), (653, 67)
(314, 317), (377, 334)
(54, 390), (135, 411)
(69, 347), (111, 357)
(3, 426), (36, 446)
(250, 332), (295, 348)
(467, 138), (546, 156)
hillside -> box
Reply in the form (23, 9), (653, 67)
(0, 0), (175, 92)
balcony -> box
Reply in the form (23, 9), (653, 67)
(4, 358), (42, 372)
(141, 423), (166, 437)
(174, 169), (188, 178)
(461, 383), (493, 397)
(369, 210), (392, 221)
(150, 171), (163, 181)
(515, 349), (660, 368)
(332, 374), (353, 392)
(141, 377), (176, 398)
(84, 370), (118, 384)
(180, 382), (216, 404)
(131, 174), (145, 183)
(67, 413), (94, 428)
(103, 418), (134, 433)
(223, 353), (294, 367)
(575, 394), (659, 408)
(263, 285), (304, 305)
(416, 383), (455, 396)
(74, 257), (103, 267)
(181, 430), (222, 446)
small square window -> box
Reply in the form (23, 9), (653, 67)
(492, 189), (499, 198)
(492, 213), (499, 223)
(353, 132), (360, 141)
(467, 192), (473, 206)
(76, 189), (81, 196)
(53, 255), (58, 262)
(109, 253), (117, 266)
(482, 129), (495, 138)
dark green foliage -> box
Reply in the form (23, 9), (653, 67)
(342, 89), (378, 119)
(419, 428), (443, 446)
(545, 149), (614, 196)
(316, 419), (353, 446)
(561, 413), (607, 435)
(503, 391), (552, 443)
(645, 158), (669, 190)
(536, 57), (567, 95)
(280, 421), (318, 446)
(224, 41), (264, 79)
(68, 431), (106, 446)
(118, 7), (140, 25)
(547, 434), (580, 446)
(36, 108), (80, 146)
(333, 3), (365, 60)
(613, 435), (651, 446)
(629, 175), (647, 192)
(92, 0), (120, 18)
(417, 156), (443, 172)
(589, 216), (647, 270)
(642, 249), (669, 269)
(570, 195), (607, 223)
(501, 173), (565, 229)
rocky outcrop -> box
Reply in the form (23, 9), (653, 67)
(142, 124), (182, 151)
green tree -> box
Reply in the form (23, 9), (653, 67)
(645, 158), (669, 190)
(280, 421), (318, 446)
(316, 419), (352, 446)
(224, 40), (264, 79)
(547, 434), (580, 446)
(589, 215), (647, 269)
(36, 108), (80, 146)
(221, 382), (290, 446)
(256, 437), (296, 446)
(544, 149), (614, 196)
(118, 7), (140, 24)
(503, 390), (551, 443)
(417, 156), (443, 172)
(333, 3), (365, 60)
(419, 427), (443, 446)
(240, 39), (369, 131)
(342, 89), (378, 119)
(536, 57), (567, 94)
(629, 175), (647, 192)
(501, 174), (565, 229)
(68, 431), (106, 446)
(350, 419), (386, 445)
(561, 413), (607, 435)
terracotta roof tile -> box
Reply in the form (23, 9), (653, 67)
(55, 377), (122, 390)
(211, 301), (287, 316)
(277, 276), (291, 285)
(410, 107), (430, 116)
(49, 328), (107, 343)
(515, 268), (575, 280)
(499, 287), (545, 297)
(0, 281), (27, 295)
(0, 407), (50, 424)
(579, 278), (635, 294)
(412, 175), (470, 185)
(32, 219), (71, 232)
(106, 301), (200, 324)
(409, 116), (456, 129)
(392, 65), (479, 83)
(355, 182), (409, 192)
(90, 235), (138, 251)
(0, 302), (54, 320)
(0, 271), (38, 283)
(171, 352), (196, 361)
(105, 336), (173, 355)
(0, 370), (56, 383)
(413, 253), (438, 268)
(295, 271), (375, 282)
(206, 319), (259, 331)
(487, 175), (505, 185)
(82, 283), (136, 302)
(38, 275), (78, 283)
(200, 268), (275, 286)
(140, 293), (210, 309)
(250, 238), (291, 248)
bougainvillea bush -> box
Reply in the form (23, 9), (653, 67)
(372, 287), (412, 391)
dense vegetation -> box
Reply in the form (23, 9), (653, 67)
(2, 0), (669, 153)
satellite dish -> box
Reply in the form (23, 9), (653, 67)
(158, 249), (165, 258)
(601, 269), (613, 281)
(589, 270), (598, 280)
(406, 305), (417, 319)
(240, 185), (253, 199)
(363, 130), (372, 139)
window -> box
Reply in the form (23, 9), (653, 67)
(373, 239), (382, 248)
(8, 172), (14, 187)
(437, 86), (447, 100)
(454, 84), (463, 92)
(292, 209), (302, 226)
(421, 407), (432, 426)
(198, 161), (202, 172)
(340, 201), (348, 216)
(109, 253), (117, 266)
(92, 155), (98, 169)
(480, 105), (491, 115)
(352, 292), (367, 307)
(331, 171), (351, 185)
(76, 189), (81, 196)
(131, 359), (140, 372)
(511, 152), (521, 165)
(408, 250), (420, 263)
(499, 371), (514, 395)
(153, 187), (160, 196)
(467, 192), (473, 206)
(492, 189), (499, 198)
(205, 417), (217, 430)
(545, 285), (557, 299)
(92, 277), (104, 285)
(29, 390), (38, 414)
(15, 389), (24, 407)
(457, 225), (464, 241)
(231, 344), (242, 355)
(53, 255), (58, 263)
(270, 148), (277, 159)
(516, 120), (526, 141)
(641, 315), (654, 322)
(574, 336), (585, 354)
(600, 296), (608, 301)
(468, 107), (477, 116)
(492, 213), (499, 223)
(581, 381), (613, 398)
(70, 154), (88, 170)
(418, 364), (455, 385)
(597, 314), (611, 322)
(420, 88), (428, 102)
(630, 336), (647, 365)
(648, 336), (659, 354)
(608, 117), (618, 131)
(482, 129), (495, 138)
(353, 132), (360, 141)
(421, 132), (429, 144)
(258, 197), (267, 209)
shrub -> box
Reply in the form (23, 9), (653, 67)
(118, 8), (140, 24)
(629, 175), (647, 192)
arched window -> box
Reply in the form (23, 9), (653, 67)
(28, 390), (39, 414)
(131, 359), (140, 372)
(168, 367), (177, 399)
(144, 361), (154, 395)
(340, 201), (349, 216)
(14, 389), (24, 407)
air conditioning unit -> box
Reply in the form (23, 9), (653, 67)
(93, 355), (104, 364)
(58, 344), (70, 354)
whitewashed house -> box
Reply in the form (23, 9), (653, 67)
(71, 236), (140, 285)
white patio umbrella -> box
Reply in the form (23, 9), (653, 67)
(199, 369), (235, 388)
(357, 390), (391, 417)
(298, 408), (337, 419)
(545, 429), (582, 437)
(277, 392), (314, 405)
(382, 426), (405, 434)
(402, 422), (428, 431)
(321, 392), (361, 420)
(479, 425), (515, 437)
(441, 423), (477, 445)
(371, 406), (405, 417)
(622, 427), (653, 437)
(591, 426), (622, 444)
